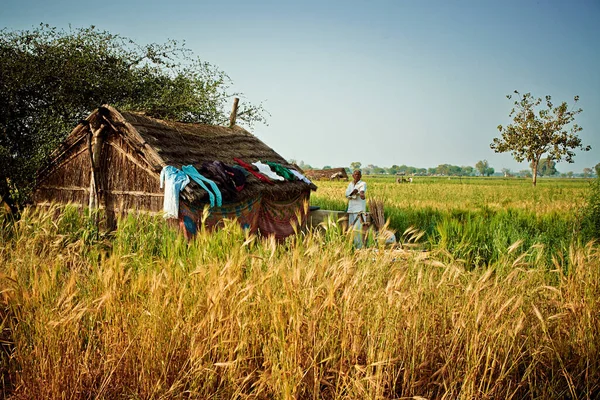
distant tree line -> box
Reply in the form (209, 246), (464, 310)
(292, 160), (600, 179)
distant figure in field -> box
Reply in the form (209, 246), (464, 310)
(345, 169), (367, 248)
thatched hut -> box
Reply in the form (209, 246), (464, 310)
(33, 105), (317, 239)
(304, 168), (348, 181)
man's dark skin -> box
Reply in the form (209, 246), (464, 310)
(350, 170), (365, 200)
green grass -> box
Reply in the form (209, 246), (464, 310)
(311, 176), (590, 268)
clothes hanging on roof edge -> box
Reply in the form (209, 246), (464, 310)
(200, 161), (239, 201)
(232, 164), (250, 177)
(234, 158), (274, 184)
(264, 161), (296, 181)
(289, 169), (313, 184)
(252, 161), (285, 181)
(222, 163), (247, 191)
(181, 165), (222, 207)
(160, 165), (190, 219)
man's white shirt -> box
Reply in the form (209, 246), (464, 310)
(345, 180), (367, 213)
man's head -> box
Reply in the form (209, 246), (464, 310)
(352, 170), (362, 183)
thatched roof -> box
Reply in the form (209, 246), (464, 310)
(37, 105), (316, 205)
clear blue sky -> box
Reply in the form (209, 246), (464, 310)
(2, 0), (599, 173)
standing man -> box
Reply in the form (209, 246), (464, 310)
(345, 169), (367, 248)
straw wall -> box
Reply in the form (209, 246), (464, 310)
(32, 140), (91, 206)
(100, 134), (163, 216)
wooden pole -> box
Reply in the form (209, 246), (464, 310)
(87, 128), (96, 210)
(229, 97), (239, 127)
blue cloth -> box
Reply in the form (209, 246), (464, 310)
(181, 165), (222, 207)
(160, 166), (190, 219)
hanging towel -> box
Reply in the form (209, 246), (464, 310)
(289, 169), (313, 184)
(160, 166), (190, 219)
(182, 165), (222, 207)
(264, 161), (296, 181)
(234, 158), (273, 184)
(252, 161), (285, 181)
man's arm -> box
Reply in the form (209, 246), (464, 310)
(345, 183), (357, 198)
(358, 182), (366, 199)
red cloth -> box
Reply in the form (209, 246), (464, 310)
(234, 158), (273, 184)
(258, 192), (309, 240)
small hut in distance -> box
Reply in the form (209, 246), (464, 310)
(32, 104), (317, 239)
(305, 167), (348, 181)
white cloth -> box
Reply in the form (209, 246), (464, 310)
(345, 180), (367, 213)
(252, 161), (285, 181)
(160, 166), (190, 219)
(348, 211), (368, 249)
(290, 169), (312, 184)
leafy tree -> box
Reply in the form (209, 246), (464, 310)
(0, 24), (267, 208)
(436, 164), (452, 176)
(485, 167), (495, 177)
(491, 91), (590, 186)
(475, 160), (489, 176)
(595, 163), (600, 177)
(350, 162), (362, 171)
(387, 165), (400, 175)
(583, 168), (593, 178)
(532, 157), (557, 176)
(322, 165), (332, 170)
(448, 165), (462, 176)
(462, 166), (474, 176)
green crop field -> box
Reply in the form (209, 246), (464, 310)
(0, 177), (599, 399)
(312, 176), (594, 268)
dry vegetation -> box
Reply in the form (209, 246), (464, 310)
(1, 190), (599, 399)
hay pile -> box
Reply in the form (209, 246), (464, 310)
(368, 197), (396, 245)
(368, 197), (386, 231)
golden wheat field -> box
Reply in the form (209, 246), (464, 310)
(0, 177), (599, 399)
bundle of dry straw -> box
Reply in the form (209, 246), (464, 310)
(368, 197), (386, 231)
(367, 197), (397, 246)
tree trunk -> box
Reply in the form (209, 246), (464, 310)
(532, 162), (538, 186)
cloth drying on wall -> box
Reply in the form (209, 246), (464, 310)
(160, 165), (190, 219)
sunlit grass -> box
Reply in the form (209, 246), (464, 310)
(312, 176), (589, 214)
(0, 205), (599, 399)
(311, 176), (591, 267)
